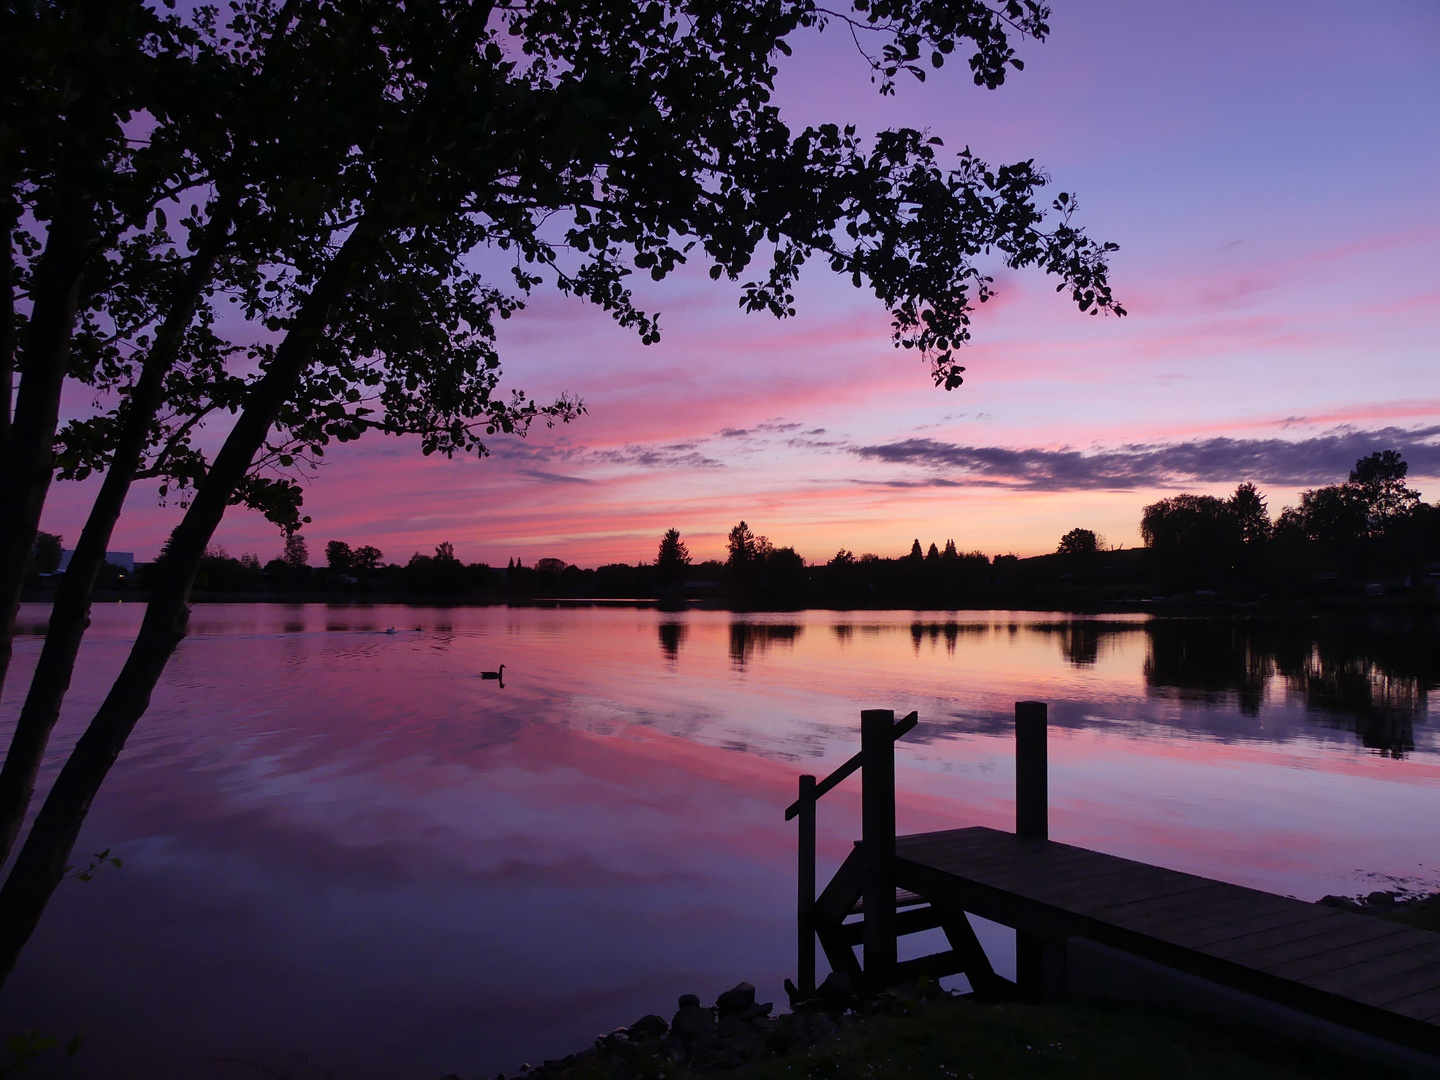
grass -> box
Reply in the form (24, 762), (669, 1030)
(1380, 894), (1440, 934)
(720, 996), (1408, 1080)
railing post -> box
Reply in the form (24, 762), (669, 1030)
(860, 708), (896, 987)
(1015, 700), (1048, 840)
(797, 773), (817, 997)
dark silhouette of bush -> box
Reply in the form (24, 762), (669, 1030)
(1141, 493), (1242, 592)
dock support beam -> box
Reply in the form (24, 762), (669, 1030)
(861, 709), (897, 987)
(796, 773), (817, 997)
(1014, 700), (1064, 1001)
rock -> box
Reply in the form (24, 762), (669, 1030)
(715, 980), (756, 1015)
(625, 1013), (668, 1039)
(815, 970), (854, 1007)
(783, 977), (803, 1006)
(738, 1001), (773, 1020)
(678, 993), (701, 1009)
(670, 1003), (715, 1042)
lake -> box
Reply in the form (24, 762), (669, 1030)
(2, 603), (1437, 1079)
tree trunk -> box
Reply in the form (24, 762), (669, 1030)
(0, 214), (381, 987)
(0, 203), (92, 700)
(0, 199), (236, 865)
(0, 191), (17, 452)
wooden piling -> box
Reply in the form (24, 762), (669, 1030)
(1014, 699), (1058, 1000)
(861, 708), (897, 985)
(797, 773), (817, 997)
(1015, 700), (1048, 841)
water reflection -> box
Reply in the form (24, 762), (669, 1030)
(727, 621), (802, 667)
(1031, 619), (1132, 668)
(908, 621), (987, 655)
(1144, 620), (1271, 715)
(1142, 618), (1437, 757)
(3, 604), (1437, 1080)
(658, 619), (687, 660)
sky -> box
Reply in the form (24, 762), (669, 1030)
(40, 0), (1440, 567)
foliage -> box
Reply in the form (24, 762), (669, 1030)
(655, 528), (692, 586)
(1230, 482), (1270, 545)
(1140, 493), (1241, 590)
(1261, 451), (1431, 587)
(723, 996), (1403, 1080)
(1056, 527), (1098, 556)
(30, 535), (62, 576)
(61, 847), (122, 883)
(1, 0), (1130, 988)
(0, 1030), (81, 1079)
(726, 522), (774, 568)
(281, 533), (308, 568)
(352, 545), (383, 573)
(324, 540), (353, 573)
(1349, 450), (1421, 529)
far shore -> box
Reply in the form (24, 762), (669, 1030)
(16, 587), (1440, 618)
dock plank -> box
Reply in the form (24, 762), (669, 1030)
(1272, 931), (1440, 986)
(889, 826), (1440, 1058)
(1196, 911), (1396, 963)
(1115, 895), (1322, 945)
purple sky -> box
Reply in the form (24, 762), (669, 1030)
(41, 0), (1440, 566)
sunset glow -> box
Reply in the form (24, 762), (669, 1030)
(40, 0), (1440, 567)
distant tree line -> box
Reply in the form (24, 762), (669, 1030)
(26, 449), (1438, 609)
(1139, 451), (1439, 596)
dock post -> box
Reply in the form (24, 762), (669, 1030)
(797, 773), (817, 997)
(1015, 700), (1064, 1000)
(861, 709), (897, 988)
(1015, 700), (1048, 840)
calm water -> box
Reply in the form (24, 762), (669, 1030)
(1, 604), (1437, 1079)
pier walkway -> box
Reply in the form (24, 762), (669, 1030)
(790, 704), (1440, 1067)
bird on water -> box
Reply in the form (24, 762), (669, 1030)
(481, 664), (505, 680)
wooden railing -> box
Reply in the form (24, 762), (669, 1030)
(788, 701), (1050, 998)
(786, 709), (917, 996)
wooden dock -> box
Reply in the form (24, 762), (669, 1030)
(790, 703), (1440, 1066)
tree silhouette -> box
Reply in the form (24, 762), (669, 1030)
(726, 522), (772, 568)
(1228, 483), (1270, 546)
(1056, 528), (1099, 556)
(282, 534), (309, 568)
(325, 541), (353, 573)
(1141, 494), (1241, 591)
(655, 528), (691, 587)
(31, 534), (63, 577)
(0, 0), (1125, 986)
(352, 546), (383, 573)
(1349, 451), (1420, 531)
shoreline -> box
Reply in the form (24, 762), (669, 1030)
(16, 590), (1440, 618)
(496, 978), (1412, 1080)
